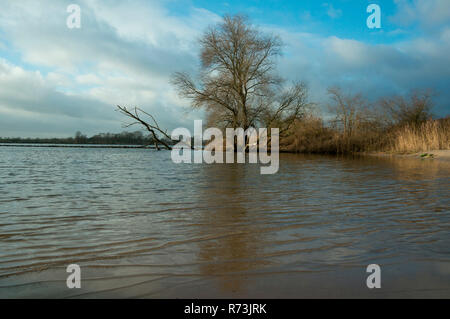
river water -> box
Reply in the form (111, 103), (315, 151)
(0, 146), (449, 298)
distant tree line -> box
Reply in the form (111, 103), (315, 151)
(0, 131), (164, 146)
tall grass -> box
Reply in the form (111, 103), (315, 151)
(388, 118), (450, 153)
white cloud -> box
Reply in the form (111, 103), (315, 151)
(0, 0), (217, 137)
(273, 27), (449, 114)
(391, 0), (450, 29)
(322, 3), (342, 19)
(76, 74), (102, 85)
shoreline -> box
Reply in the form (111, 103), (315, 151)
(2, 143), (450, 162)
(366, 150), (450, 162)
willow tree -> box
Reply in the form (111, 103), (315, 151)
(172, 15), (310, 136)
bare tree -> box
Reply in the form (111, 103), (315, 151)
(172, 14), (311, 136)
(380, 90), (434, 126)
(327, 87), (371, 137)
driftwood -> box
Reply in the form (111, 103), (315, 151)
(116, 105), (173, 150)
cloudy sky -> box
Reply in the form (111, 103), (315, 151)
(0, 0), (449, 137)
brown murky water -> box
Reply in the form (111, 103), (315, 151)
(0, 146), (449, 298)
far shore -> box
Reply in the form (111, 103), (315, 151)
(0, 143), (157, 149)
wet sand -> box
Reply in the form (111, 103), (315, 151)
(1, 259), (449, 299)
(369, 150), (450, 162)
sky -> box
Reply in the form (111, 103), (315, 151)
(0, 0), (449, 137)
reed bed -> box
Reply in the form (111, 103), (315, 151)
(388, 119), (450, 153)
(283, 118), (450, 154)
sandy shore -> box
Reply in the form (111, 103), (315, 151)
(368, 150), (450, 162)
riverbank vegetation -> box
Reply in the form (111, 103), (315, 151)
(282, 89), (449, 154)
(386, 118), (450, 153)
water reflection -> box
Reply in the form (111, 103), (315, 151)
(194, 163), (267, 293)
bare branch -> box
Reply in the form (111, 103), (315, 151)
(116, 105), (174, 151)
